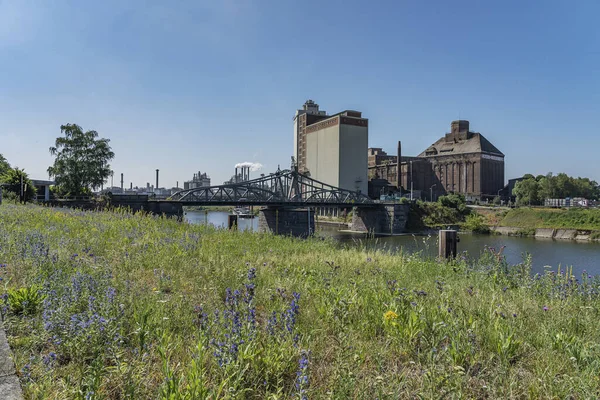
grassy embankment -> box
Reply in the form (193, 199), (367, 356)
(476, 207), (600, 238)
(2, 204), (600, 398)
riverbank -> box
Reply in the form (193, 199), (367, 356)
(475, 207), (600, 241)
(2, 204), (600, 398)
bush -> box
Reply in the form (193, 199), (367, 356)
(6, 285), (44, 315)
(438, 194), (467, 214)
(2, 191), (19, 204)
(463, 213), (490, 234)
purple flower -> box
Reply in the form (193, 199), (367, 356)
(543, 306), (549, 312)
(295, 350), (310, 400)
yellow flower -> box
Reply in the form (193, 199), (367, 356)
(384, 310), (398, 321)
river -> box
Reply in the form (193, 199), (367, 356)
(184, 210), (600, 276)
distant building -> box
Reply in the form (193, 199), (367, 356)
(184, 171), (211, 190)
(31, 179), (55, 201)
(293, 100), (368, 194)
(368, 120), (505, 200)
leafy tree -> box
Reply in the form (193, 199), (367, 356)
(437, 193), (468, 214)
(524, 172), (600, 203)
(513, 177), (541, 206)
(0, 154), (10, 177)
(48, 124), (114, 196)
(1, 167), (36, 202)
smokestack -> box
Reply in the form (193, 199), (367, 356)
(176, 180), (179, 188)
(235, 167), (238, 183)
(156, 169), (159, 189)
(397, 140), (402, 189)
(130, 182), (132, 190)
(120, 173), (124, 190)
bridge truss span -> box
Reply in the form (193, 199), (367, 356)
(168, 168), (374, 207)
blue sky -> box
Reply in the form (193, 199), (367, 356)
(1, 0), (598, 187)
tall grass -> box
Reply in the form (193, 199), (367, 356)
(500, 207), (600, 231)
(1, 204), (600, 398)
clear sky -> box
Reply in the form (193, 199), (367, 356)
(1, 0), (598, 188)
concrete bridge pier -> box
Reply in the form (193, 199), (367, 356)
(258, 206), (315, 237)
(351, 204), (410, 234)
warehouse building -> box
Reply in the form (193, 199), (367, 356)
(294, 100), (368, 195)
(368, 120), (505, 200)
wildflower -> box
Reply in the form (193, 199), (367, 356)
(383, 310), (398, 321)
(295, 350), (310, 400)
(543, 306), (549, 312)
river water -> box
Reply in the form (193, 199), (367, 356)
(184, 210), (600, 276)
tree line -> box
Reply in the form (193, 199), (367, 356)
(513, 173), (600, 206)
(1, 124), (114, 201)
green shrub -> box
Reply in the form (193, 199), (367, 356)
(2, 191), (19, 204)
(463, 213), (490, 233)
(7, 285), (44, 315)
(438, 194), (467, 213)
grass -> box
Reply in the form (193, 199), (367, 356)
(1, 204), (600, 398)
(498, 207), (600, 231)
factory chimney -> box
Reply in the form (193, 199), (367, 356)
(397, 141), (402, 189)
(156, 169), (159, 189)
(120, 173), (124, 190)
(130, 182), (132, 190)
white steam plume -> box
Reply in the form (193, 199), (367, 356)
(235, 162), (263, 172)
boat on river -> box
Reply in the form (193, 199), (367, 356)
(233, 207), (254, 218)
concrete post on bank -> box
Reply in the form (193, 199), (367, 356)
(228, 214), (238, 230)
(439, 230), (458, 259)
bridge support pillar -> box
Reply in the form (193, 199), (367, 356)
(351, 204), (410, 234)
(258, 207), (315, 237)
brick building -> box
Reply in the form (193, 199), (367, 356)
(368, 120), (505, 200)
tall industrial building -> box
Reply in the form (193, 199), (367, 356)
(184, 171), (211, 190)
(294, 100), (368, 194)
(368, 120), (505, 200)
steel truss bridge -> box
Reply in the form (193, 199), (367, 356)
(168, 167), (374, 207)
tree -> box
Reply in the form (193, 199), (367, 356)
(0, 154), (10, 177)
(1, 167), (36, 202)
(48, 124), (115, 196)
(513, 177), (541, 206)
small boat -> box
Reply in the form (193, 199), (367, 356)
(233, 206), (254, 218)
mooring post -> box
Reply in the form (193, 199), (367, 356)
(439, 230), (458, 259)
(204, 209), (208, 224)
(228, 214), (238, 230)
